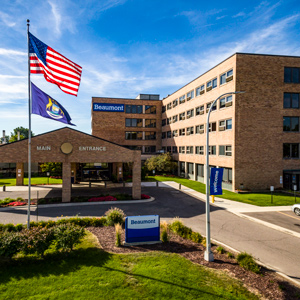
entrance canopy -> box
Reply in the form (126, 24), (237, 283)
(0, 127), (141, 201)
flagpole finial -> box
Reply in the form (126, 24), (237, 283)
(27, 19), (30, 25)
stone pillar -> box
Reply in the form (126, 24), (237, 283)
(16, 163), (24, 186)
(116, 162), (123, 182)
(178, 161), (181, 177)
(62, 162), (71, 202)
(132, 159), (141, 200)
(185, 161), (188, 179)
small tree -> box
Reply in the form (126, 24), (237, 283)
(39, 163), (62, 176)
(9, 127), (34, 142)
(144, 153), (177, 174)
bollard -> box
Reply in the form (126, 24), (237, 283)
(156, 181), (159, 187)
(2, 185), (5, 192)
(179, 183), (181, 190)
(211, 195), (215, 203)
(89, 182), (91, 188)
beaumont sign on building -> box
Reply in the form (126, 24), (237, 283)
(93, 103), (124, 112)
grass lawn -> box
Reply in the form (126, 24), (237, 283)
(0, 177), (62, 186)
(0, 231), (258, 300)
(146, 176), (298, 206)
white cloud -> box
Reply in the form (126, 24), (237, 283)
(48, 1), (62, 36)
(0, 11), (16, 27)
(0, 48), (26, 56)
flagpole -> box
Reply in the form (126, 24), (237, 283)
(27, 19), (31, 229)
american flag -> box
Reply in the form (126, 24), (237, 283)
(29, 33), (82, 96)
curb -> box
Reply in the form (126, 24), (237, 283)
(0, 197), (155, 210)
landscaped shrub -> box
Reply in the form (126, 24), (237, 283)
(88, 196), (117, 202)
(54, 224), (85, 251)
(160, 221), (169, 243)
(7, 201), (26, 207)
(227, 252), (234, 259)
(237, 252), (261, 274)
(105, 207), (126, 226)
(115, 223), (122, 247)
(114, 193), (132, 200)
(169, 218), (192, 239)
(20, 226), (55, 257)
(216, 246), (225, 254)
(0, 231), (22, 257)
(190, 231), (203, 243)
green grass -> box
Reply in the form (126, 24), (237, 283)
(0, 231), (259, 300)
(147, 175), (298, 206)
(0, 177), (62, 186)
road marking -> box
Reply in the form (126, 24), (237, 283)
(277, 211), (300, 221)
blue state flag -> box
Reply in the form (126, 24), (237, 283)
(31, 82), (75, 126)
(210, 168), (224, 195)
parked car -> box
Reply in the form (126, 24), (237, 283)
(291, 204), (300, 216)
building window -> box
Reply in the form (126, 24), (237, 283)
(145, 131), (156, 140)
(179, 112), (185, 120)
(145, 119), (156, 128)
(284, 93), (299, 108)
(167, 103), (172, 110)
(195, 146), (204, 155)
(179, 95), (185, 104)
(196, 105), (204, 115)
(209, 145), (216, 155)
(179, 128), (185, 136)
(162, 106), (166, 113)
(283, 117), (299, 132)
(284, 67), (300, 83)
(167, 146), (172, 153)
(172, 115), (178, 123)
(162, 119), (166, 126)
(187, 90), (194, 101)
(186, 146), (194, 154)
(145, 105), (156, 114)
(197, 164), (204, 177)
(125, 118), (143, 127)
(125, 131), (143, 140)
(167, 131), (172, 138)
(195, 124), (204, 134)
(219, 145), (232, 156)
(209, 122), (216, 132)
(162, 132), (166, 139)
(186, 126), (194, 135)
(172, 146), (178, 153)
(144, 146), (156, 153)
(179, 146), (185, 154)
(126, 105), (143, 114)
(173, 130), (178, 137)
(220, 95), (233, 109)
(206, 102), (217, 113)
(223, 167), (232, 183)
(173, 99), (178, 107)
(283, 143), (299, 158)
(167, 117), (172, 125)
(186, 109), (194, 118)
(220, 69), (233, 85)
(219, 119), (232, 131)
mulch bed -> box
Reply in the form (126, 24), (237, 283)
(88, 226), (300, 300)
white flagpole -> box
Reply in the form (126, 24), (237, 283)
(27, 19), (31, 229)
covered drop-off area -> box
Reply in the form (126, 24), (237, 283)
(0, 127), (141, 202)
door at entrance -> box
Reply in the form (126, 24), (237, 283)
(77, 163), (112, 182)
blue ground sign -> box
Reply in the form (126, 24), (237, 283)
(93, 103), (124, 112)
(125, 215), (160, 243)
(210, 168), (224, 195)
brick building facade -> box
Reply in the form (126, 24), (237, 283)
(161, 53), (300, 191)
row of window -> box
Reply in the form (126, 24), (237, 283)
(283, 117), (299, 132)
(162, 145), (232, 156)
(125, 105), (156, 114)
(179, 163), (233, 183)
(163, 69), (233, 112)
(283, 143), (299, 159)
(162, 119), (232, 138)
(284, 67), (300, 84)
(125, 119), (156, 128)
(125, 145), (156, 153)
(162, 96), (232, 125)
(125, 131), (156, 140)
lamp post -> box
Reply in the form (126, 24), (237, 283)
(204, 91), (245, 262)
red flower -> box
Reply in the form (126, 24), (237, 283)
(141, 194), (151, 199)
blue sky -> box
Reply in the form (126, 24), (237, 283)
(1, 0), (300, 136)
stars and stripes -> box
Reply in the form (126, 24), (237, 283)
(29, 33), (82, 96)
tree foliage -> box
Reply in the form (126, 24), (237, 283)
(144, 153), (177, 173)
(9, 127), (34, 142)
(39, 163), (62, 175)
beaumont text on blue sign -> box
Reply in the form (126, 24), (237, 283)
(93, 103), (124, 112)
